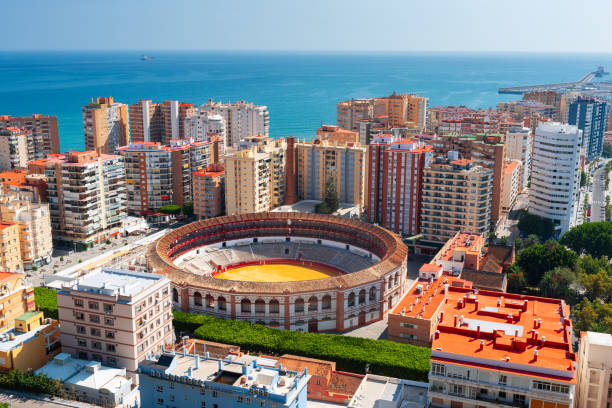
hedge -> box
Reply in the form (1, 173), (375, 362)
(34, 287), (58, 320)
(0, 370), (63, 397)
(173, 311), (431, 382)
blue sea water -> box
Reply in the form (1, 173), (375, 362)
(0, 51), (611, 152)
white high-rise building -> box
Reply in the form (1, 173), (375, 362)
(529, 122), (582, 235)
(184, 112), (226, 153)
(505, 126), (533, 192)
(575, 331), (612, 408)
(199, 99), (269, 148)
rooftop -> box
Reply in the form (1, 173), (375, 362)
(504, 160), (521, 174)
(584, 331), (612, 347)
(348, 375), (428, 408)
(0, 323), (53, 352)
(61, 268), (167, 298)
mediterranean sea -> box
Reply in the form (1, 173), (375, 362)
(0, 51), (611, 151)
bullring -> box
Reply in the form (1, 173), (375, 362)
(146, 212), (410, 332)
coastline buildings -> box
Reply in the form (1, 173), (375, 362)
(505, 126), (533, 191)
(28, 151), (127, 246)
(316, 124), (359, 144)
(420, 155), (493, 248)
(295, 138), (367, 208)
(199, 99), (269, 148)
(575, 331), (612, 408)
(138, 351), (310, 408)
(0, 222), (23, 271)
(529, 122), (582, 235)
(82, 97), (129, 154)
(57, 269), (174, 372)
(224, 137), (286, 215)
(193, 164), (225, 219)
(0, 127), (28, 171)
(567, 96), (609, 161)
(0, 114), (60, 158)
(129, 100), (196, 144)
(116, 139), (213, 215)
(337, 93), (428, 132)
(523, 90), (564, 121)
(0, 194), (53, 269)
(0, 169), (48, 203)
(431, 133), (506, 225)
(366, 135), (433, 236)
(184, 111), (227, 152)
(497, 100), (556, 120)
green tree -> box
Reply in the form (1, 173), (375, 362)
(506, 264), (527, 293)
(523, 234), (540, 248)
(316, 178), (339, 214)
(182, 202), (194, 216)
(572, 298), (612, 335)
(580, 269), (612, 302)
(576, 255), (612, 276)
(499, 236), (508, 246)
(0, 370), (63, 397)
(603, 143), (612, 158)
(516, 242), (578, 286)
(160, 204), (181, 216)
(517, 211), (554, 239)
(538, 267), (578, 301)
(580, 170), (587, 187)
(560, 221), (612, 258)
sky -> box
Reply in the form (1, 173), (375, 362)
(2, 0), (612, 53)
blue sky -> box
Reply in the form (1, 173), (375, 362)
(2, 0), (611, 52)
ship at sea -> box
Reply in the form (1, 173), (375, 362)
(141, 55), (155, 61)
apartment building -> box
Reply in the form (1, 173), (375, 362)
(575, 331), (612, 408)
(225, 137), (286, 215)
(529, 122), (582, 235)
(129, 100), (196, 144)
(82, 97), (129, 154)
(0, 127), (28, 171)
(366, 135), (433, 236)
(138, 351), (309, 408)
(0, 310), (61, 372)
(199, 99), (269, 147)
(505, 126), (533, 191)
(316, 124), (359, 144)
(0, 272), (34, 333)
(28, 151), (127, 246)
(0, 222), (22, 271)
(0, 194), (52, 268)
(193, 164), (225, 219)
(0, 114), (60, 157)
(502, 160), (521, 213)
(116, 139), (212, 214)
(497, 100), (556, 120)
(337, 93), (428, 132)
(0, 170), (47, 203)
(337, 98), (374, 132)
(184, 111), (226, 152)
(523, 91), (564, 121)
(420, 154), (493, 248)
(295, 138), (366, 207)
(432, 133), (506, 225)
(57, 269), (174, 372)
(568, 96), (609, 161)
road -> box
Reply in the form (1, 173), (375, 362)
(496, 191), (529, 244)
(590, 164), (609, 222)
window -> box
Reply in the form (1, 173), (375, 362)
(400, 323), (417, 329)
(74, 299), (83, 307)
(170, 382), (174, 389)
(513, 394), (526, 405)
(75, 312), (84, 320)
(77, 325), (86, 334)
(498, 375), (507, 385)
(533, 380), (569, 394)
(498, 391), (507, 399)
(91, 328), (101, 337)
(157, 385), (164, 392)
(105, 318), (114, 325)
(103, 304), (113, 313)
(78, 351), (88, 359)
(170, 395), (175, 402)
(107, 344), (115, 352)
(77, 339), (87, 347)
(450, 384), (464, 396)
(106, 331), (114, 339)
(212, 391), (218, 397)
(201, 403), (206, 408)
(92, 341), (101, 350)
(316, 379), (321, 385)
(107, 357), (116, 366)
(237, 396), (243, 403)
(431, 363), (446, 376)
(88, 302), (99, 310)
(89, 314), (100, 323)
(200, 388), (205, 395)
(157, 398), (164, 405)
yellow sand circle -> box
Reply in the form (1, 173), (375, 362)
(215, 263), (338, 282)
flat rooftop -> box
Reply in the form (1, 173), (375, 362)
(63, 268), (166, 297)
(0, 323), (53, 352)
(348, 375), (428, 408)
(272, 200), (360, 218)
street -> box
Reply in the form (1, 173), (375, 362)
(590, 162), (610, 222)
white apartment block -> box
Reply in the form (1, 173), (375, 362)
(0, 128), (28, 172)
(575, 332), (612, 408)
(184, 111), (226, 153)
(199, 99), (269, 148)
(57, 269), (174, 373)
(529, 122), (582, 235)
(505, 126), (533, 192)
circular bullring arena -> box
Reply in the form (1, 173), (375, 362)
(146, 212), (410, 332)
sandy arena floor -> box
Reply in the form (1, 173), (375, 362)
(215, 263), (338, 282)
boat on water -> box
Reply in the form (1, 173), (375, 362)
(141, 55), (155, 61)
